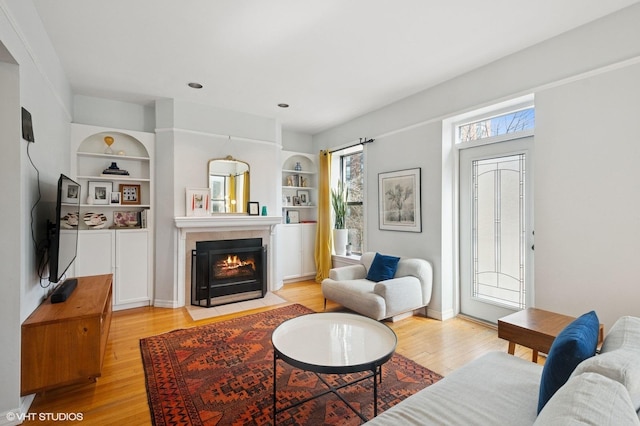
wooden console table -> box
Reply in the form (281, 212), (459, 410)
(498, 308), (604, 363)
(21, 274), (113, 395)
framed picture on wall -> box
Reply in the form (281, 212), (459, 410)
(61, 180), (80, 204)
(120, 183), (141, 205)
(186, 188), (210, 217)
(247, 201), (260, 216)
(378, 167), (422, 232)
(89, 181), (112, 205)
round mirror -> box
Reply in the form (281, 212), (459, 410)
(208, 156), (250, 213)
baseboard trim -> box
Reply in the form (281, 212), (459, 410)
(1, 394), (35, 425)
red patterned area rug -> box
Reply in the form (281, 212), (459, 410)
(140, 304), (442, 425)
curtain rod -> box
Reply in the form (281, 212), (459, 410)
(326, 137), (375, 154)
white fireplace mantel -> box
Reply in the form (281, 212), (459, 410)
(175, 215), (282, 234)
(173, 215), (283, 308)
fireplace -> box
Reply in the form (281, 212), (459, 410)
(191, 238), (267, 307)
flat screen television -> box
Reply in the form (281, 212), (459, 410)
(48, 174), (81, 284)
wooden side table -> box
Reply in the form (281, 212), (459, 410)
(497, 308), (604, 363)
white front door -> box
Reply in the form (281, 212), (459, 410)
(459, 137), (534, 323)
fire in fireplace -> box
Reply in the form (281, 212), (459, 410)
(192, 238), (267, 307)
(213, 254), (256, 279)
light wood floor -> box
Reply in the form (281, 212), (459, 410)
(24, 280), (537, 425)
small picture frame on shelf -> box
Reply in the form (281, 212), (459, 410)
(120, 183), (141, 205)
(109, 191), (121, 205)
(88, 181), (112, 205)
(61, 180), (80, 204)
(247, 201), (260, 216)
(113, 211), (139, 228)
(297, 190), (310, 205)
(293, 195), (301, 206)
(288, 210), (300, 224)
(186, 188), (210, 217)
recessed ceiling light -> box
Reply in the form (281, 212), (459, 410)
(277, 103), (290, 108)
(188, 82), (203, 89)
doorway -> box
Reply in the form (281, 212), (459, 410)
(459, 137), (534, 323)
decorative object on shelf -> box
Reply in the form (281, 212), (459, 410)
(88, 181), (112, 205)
(293, 196), (301, 206)
(60, 213), (79, 229)
(301, 177), (308, 187)
(102, 162), (130, 176)
(117, 150), (126, 156)
(185, 188), (210, 217)
(294, 161), (302, 171)
(331, 180), (348, 255)
(83, 212), (108, 229)
(247, 201), (260, 216)
(120, 183), (141, 205)
(379, 167), (422, 233)
(297, 190), (310, 205)
(346, 243), (353, 256)
(113, 211), (139, 228)
(103, 136), (114, 154)
(109, 191), (121, 205)
(261, 205), (268, 216)
(288, 210), (300, 224)
(60, 180), (80, 204)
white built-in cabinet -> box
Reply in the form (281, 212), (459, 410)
(279, 151), (318, 282)
(279, 223), (317, 281)
(70, 123), (154, 310)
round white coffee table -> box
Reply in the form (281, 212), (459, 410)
(271, 312), (397, 423)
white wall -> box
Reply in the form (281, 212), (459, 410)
(313, 3), (640, 327)
(535, 63), (640, 330)
(282, 129), (313, 153)
(0, 0), (72, 421)
(73, 95), (155, 132)
(154, 99), (282, 306)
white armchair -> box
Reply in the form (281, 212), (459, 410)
(321, 252), (433, 321)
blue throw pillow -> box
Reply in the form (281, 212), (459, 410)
(366, 253), (400, 282)
(537, 310), (600, 414)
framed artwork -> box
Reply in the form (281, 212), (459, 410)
(293, 196), (301, 206)
(61, 180), (80, 204)
(247, 201), (260, 216)
(378, 167), (422, 232)
(186, 188), (210, 217)
(113, 211), (139, 227)
(297, 190), (310, 205)
(88, 181), (112, 205)
(288, 210), (300, 224)
(109, 191), (121, 205)
(120, 184), (141, 205)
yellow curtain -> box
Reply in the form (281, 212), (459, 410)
(315, 150), (333, 282)
(243, 171), (250, 212)
(228, 175), (236, 212)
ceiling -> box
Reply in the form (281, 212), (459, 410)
(32, 0), (638, 135)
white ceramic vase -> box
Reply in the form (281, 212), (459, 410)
(333, 228), (348, 255)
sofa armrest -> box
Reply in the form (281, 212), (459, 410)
(329, 264), (367, 281)
(374, 277), (422, 315)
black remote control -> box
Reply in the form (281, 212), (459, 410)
(51, 278), (78, 303)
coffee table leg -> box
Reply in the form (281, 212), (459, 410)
(532, 350), (538, 363)
(508, 341), (516, 355)
(373, 367), (378, 417)
(273, 352), (277, 424)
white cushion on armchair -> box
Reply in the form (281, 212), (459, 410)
(321, 252), (433, 320)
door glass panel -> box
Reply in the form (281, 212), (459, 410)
(472, 154), (526, 309)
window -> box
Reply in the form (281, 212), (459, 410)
(458, 107), (535, 143)
(340, 147), (364, 254)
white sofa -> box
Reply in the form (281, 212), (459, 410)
(365, 315), (640, 425)
(321, 252), (433, 321)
